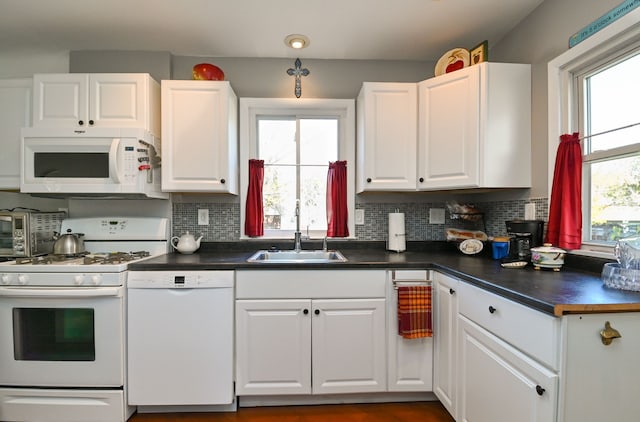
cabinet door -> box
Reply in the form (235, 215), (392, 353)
(161, 80), (238, 193)
(387, 271), (433, 392)
(433, 272), (459, 417)
(33, 74), (88, 128)
(458, 315), (557, 422)
(89, 74), (148, 129)
(357, 83), (417, 192)
(312, 299), (386, 394)
(561, 314), (640, 422)
(418, 67), (480, 189)
(235, 299), (311, 395)
(0, 78), (31, 189)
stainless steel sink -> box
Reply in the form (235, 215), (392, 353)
(247, 250), (348, 263)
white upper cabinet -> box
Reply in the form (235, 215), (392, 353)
(0, 78), (31, 189)
(161, 80), (238, 194)
(356, 83), (417, 192)
(357, 63), (531, 192)
(32, 73), (160, 136)
(417, 62), (531, 190)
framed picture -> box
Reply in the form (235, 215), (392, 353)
(470, 40), (488, 65)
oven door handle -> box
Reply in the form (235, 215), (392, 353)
(0, 287), (123, 298)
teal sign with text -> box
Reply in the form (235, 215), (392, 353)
(569, 0), (640, 47)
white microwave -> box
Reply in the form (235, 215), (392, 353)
(20, 127), (168, 199)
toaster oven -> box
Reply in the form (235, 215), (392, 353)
(0, 211), (66, 258)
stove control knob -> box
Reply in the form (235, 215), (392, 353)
(74, 275), (85, 285)
(1, 274), (12, 285)
(17, 274), (28, 285)
(91, 275), (102, 285)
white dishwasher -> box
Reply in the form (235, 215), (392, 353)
(127, 271), (234, 409)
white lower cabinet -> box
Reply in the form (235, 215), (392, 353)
(433, 272), (459, 417)
(458, 315), (558, 422)
(236, 298), (386, 395)
(434, 272), (561, 421)
(235, 299), (311, 395)
(386, 270), (433, 392)
(235, 270), (387, 396)
(560, 313), (640, 422)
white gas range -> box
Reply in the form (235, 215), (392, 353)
(0, 217), (169, 422)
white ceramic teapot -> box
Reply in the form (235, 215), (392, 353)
(171, 231), (203, 254)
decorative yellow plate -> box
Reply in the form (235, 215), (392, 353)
(435, 48), (470, 76)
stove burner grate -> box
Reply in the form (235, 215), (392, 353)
(15, 251), (151, 266)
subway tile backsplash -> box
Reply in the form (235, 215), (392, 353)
(173, 198), (549, 241)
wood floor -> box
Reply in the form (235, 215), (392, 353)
(129, 401), (455, 422)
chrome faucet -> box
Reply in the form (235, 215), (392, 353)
(294, 200), (302, 252)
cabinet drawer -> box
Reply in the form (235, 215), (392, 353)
(458, 282), (560, 369)
(236, 270), (386, 299)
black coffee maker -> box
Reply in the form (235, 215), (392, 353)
(505, 220), (545, 260)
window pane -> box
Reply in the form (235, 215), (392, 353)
(589, 155), (640, 242)
(258, 119), (296, 165)
(300, 166), (328, 230)
(300, 119), (338, 165)
(586, 52), (640, 153)
(263, 165), (296, 230)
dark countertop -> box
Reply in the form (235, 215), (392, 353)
(128, 241), (640, 317)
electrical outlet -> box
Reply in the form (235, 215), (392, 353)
(198, 209), (209, 225)
(355, 209), (365, 225)
(429, 208), (446, 224)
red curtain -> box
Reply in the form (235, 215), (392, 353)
(545, 133), (582, 249)
(326, 160), (349, 237)
(244, 159), (264, 237)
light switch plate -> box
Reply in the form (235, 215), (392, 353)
(524, 203), (536, 220)
(198, 209), (209, 225)
(355, 209), (365, 225)
(429, 208), (446, 224)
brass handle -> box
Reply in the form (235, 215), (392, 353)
(600, 321), (621, 345)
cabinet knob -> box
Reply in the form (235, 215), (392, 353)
(220, 178), (226, 184)
(88, 119), (94, 126)
(449, 288), (456, 295)
(366, 178), (372, 183)
(600, 321), (622, 345)
(419, 177), (424, 183)
(535, 385), (545, 396)
(303, 309), (309, 315)
(488, 305), (497, 314)
(78, 120), (84, 126)
(314, 309), (320, 315)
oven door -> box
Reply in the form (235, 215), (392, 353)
(0, 215), (15, 257)
(0, 286), (124, 387)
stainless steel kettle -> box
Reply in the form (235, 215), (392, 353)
(52, 229), (86, 255)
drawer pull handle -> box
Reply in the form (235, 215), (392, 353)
(536, 385), (545, 396)
(449, 288), (455, 295)
(488, 305), (496, 314)
(600, 321), (621, 345)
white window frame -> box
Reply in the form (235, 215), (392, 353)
(548, 7), (640, 258)
(239, 98), (356, 240)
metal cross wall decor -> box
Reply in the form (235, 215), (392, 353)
(286, 58), (309, 98)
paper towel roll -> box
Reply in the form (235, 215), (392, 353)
(387, 212), (406, 252)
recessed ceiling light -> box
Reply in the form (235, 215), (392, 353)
(285, 34), (310, 49)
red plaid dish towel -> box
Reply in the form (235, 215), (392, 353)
(397, 285), (433, 339)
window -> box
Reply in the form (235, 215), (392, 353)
(240, 98), (355, 239)
(549, 8), (640, 255)
(579, 50), (640, 244)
